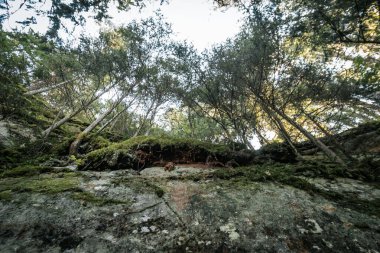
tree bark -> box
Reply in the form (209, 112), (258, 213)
(242, 134), (255, 150)
(253, 125), (269, 146)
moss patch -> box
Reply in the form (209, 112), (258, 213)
(212, 161), (349, 182)
(0, 148), (23, 170)
(1, 165), (54, 178)
(0, 172), (81, 194)
(281, 177), (380, 218)
(0, 190), (13, 201)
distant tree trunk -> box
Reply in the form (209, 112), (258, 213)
(133, 102), (158, 137)
(69, 95), (126, 155)
(95, 108), (127, 135)
(144, 105), (159, 136)
(187, 107), (195, 138)
(96, 96), (137, 136)
(25, 80), (73, 96)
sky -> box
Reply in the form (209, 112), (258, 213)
(4, 0), (244, 51)
(111, 0), (243, 50)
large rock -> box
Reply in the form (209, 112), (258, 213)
(0, 168), (379, 252)
(0, 119), (37, 149)
(79, 136), (256, 171)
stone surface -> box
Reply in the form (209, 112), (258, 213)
(0, 166), (379, 252)
(0, 120), (37, 148)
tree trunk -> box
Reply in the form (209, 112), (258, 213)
(304, 112), (355, 162)
(96, 108), (127, 135)
(271, 105), (346, 166)
(42, 88), (110, 138)
(144, 105), (159, 136)
(261, 105), (304, 160)
(242, 134), (255, 150)
(25, 80), (73, 96)
(253, 126), (269, 146)
(42, 109), (80, 138)
(187, 108), (194, 138)
(69, 95), (126, 156)
(133, 102), (157, 137)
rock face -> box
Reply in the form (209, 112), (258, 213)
(0, 119), (37, 148)
(1, 167), (379, 253)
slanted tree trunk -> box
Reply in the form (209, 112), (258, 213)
(133, 102), (159, 137)
(69, 95), (127, 156)
(42, 88), (110, 138)
(241, 134), (255, 150)
(95, 108), (127, 135)
(250, 91), (346, 165)
(42, 109), (81, 138)
(253, 125), (269, 146)
(261, 105), (304, 160)
(25, 80), (73, 96)
(269, 104), (346, 166)
(143, 104), (160, 136)
(96, 96), (138, 136)
(303, 111), (355, 162)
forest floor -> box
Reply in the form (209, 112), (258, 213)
(0, 162), (379, 252)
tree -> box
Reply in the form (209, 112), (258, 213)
(214, 0), (380, 45)
(0, 0), (167, 38)
(69, 15), (175, 155)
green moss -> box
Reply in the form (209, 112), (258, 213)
(212, 163), (294, 183)
(86, 135), (229, 160)
(0, 190), (12, 201)
(71, 191), (129, 206)
(153, 185), (165, 198)
(0, 148), (22, 170)
(69, 155), (84, 167)
(86, 135), (111, 150)
(52, 136), (76, 156)
(0, 172), (81, 194)
(1, 165), (54, 178)
(81, 135), (232, 171)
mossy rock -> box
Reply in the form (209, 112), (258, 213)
(79, 135), (253, 171)
(0, 147), (22, 170)
(0, 172), (81, 194)
(1, 165), (54, 178)
(255, 142), (297, 163)
(0, 190), (13, 201)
